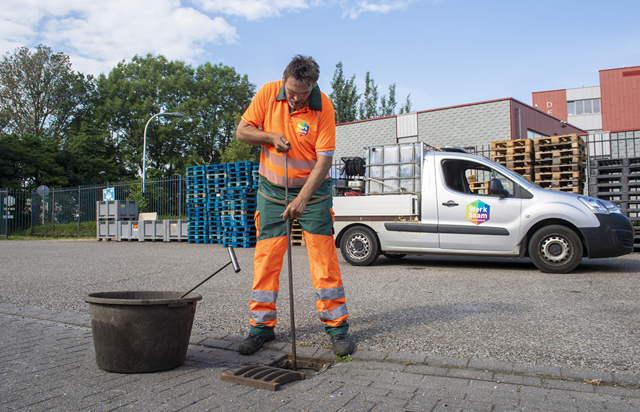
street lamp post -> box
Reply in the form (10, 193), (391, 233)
(142, 112), (184, 194)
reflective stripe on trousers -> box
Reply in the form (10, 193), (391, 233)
(248, 194), (348, 329)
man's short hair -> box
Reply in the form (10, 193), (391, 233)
(283, 55), (319, 87)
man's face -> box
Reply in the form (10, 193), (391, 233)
(283, 77), (314, 111)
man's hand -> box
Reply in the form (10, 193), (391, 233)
(272, 135), (291, 153)
(281, 196), (307, 221)
(237, 120), (290, 152)
(280, 155), (332, 222)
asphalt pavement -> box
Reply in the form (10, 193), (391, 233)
(1, 240), (640, 411)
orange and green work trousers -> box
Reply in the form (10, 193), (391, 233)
(249, 177), (349, 338)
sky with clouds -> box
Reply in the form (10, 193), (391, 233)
(2, 0), (639, 112)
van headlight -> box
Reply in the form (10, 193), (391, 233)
(578, 196), (622, 215)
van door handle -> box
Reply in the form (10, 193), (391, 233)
(442, 200), (459, 207)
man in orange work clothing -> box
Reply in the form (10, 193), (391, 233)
(236, 55), (354, 356)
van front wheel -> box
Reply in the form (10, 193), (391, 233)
(528, 225), (583, 273)
(340, 226), (380, 266)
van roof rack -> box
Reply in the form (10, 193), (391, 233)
(438, 146), (468, 153)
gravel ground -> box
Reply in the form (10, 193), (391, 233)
(1, 239), (639, 373)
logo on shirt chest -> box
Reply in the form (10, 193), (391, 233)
(296, 121), (309, 136)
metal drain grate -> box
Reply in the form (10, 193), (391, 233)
(221, 355), (333, 391)
(220, 365), (305, 391)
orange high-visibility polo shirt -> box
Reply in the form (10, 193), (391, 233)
(241, 80), (336, 188)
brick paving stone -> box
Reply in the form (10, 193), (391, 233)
(425, 355), (470, 369)
(403, 393), (441, 411)
(544, 378), (596, 392)
(347, 360), (405, 372)
(350, 350), (387, 361)
(602, 395), (640, 410)
(405, 363), (450, 377)
(437, 397), (494, 412)
(313, 348), (335, 360)
(595, 385), (640, 397)
(384, 351), (427, 364)
(493, 372), (542, 387)
(199, 338), (233, 349)
(467, 358), (514, 373)
(263, 341), (288, 351)
(418, 375), (471, 389)
(513, 362), (562, 378)
(385, 386), (417, 398)
(446, 368), (493, 381)
(614, 371), (640, 387)
(562, 367), (614, 383)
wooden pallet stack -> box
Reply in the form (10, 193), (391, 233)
(490, 138), (534, 180)
(466, 174), (489, 195)
(533, 134), (586, 194)
(290, 219), (306, 246)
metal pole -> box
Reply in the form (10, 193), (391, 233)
(78, 186), (81, 237)
(284, 152), (297, 371)
(142, 114), (159, 195)
(52, 189), (55, 237)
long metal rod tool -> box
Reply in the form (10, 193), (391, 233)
(284, 151), (297, 371)
(180, 247), (241, 298)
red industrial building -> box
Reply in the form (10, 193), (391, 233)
(532, 65), (640, 158)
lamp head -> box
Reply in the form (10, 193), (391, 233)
(160, 112), (184, 118)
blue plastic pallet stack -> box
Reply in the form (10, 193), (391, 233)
(221, 161), (259, 248)
(206, 164), (228, 244)
(186, 166), (209, 243)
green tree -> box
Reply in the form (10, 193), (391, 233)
(0, 133), (67, 189)
(358, 72), (379, 120)
(0, 45), (93, 141)
(190, 62), (255, 166)
(398, 93), (413, 114)
(95, 54), (194, 178)
(329, 62), (359, 123)
(329, 64), (412, 122)
(95, 54), (254, 178)
(219, 139), (259, 163)
(380, 83), (397, 117)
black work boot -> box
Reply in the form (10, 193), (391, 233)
(331, 334), (355, 356)
(238, 333), (275, 355)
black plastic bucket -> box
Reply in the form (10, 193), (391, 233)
(84, 291), (202, 373)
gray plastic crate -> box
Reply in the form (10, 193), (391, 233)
(164, 220), (188, 242)
(96, 200), (138, 220)
(97, 221), (117, 240)
(97, 201), (109, 219)
(116, 221), (139, 241)
(139, 220), (165, 241)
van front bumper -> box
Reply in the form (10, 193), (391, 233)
(581, 213), (634, 259)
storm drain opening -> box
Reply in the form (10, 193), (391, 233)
(220, 355), (333, 391)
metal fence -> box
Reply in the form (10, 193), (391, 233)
(3, 132), (640, 239)
(1, 176), (187, 238)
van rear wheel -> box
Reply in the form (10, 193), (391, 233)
(340, 226), (380, 266)
(528, 225), (583, 273)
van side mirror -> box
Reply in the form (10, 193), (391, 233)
(489, 178), (510, 198)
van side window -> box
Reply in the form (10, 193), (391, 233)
(442, 160), (515, 197)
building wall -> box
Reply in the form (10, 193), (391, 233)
(566, 86), (602, 131)
(416, 99), (512, 148)
(600, 66), (640, 132)
(334, 98), (584, 161)
(511, 100), (584, 138)
(532, 89), (567, 120)
(335, 116), (397, 159)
